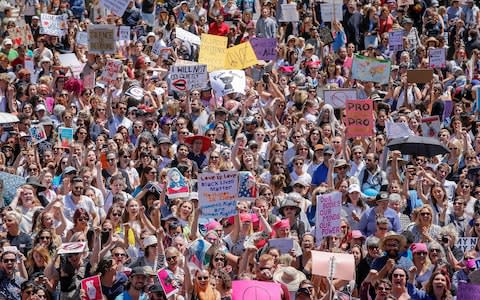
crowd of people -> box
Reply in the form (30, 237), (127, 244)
(0, 0), (479, 299)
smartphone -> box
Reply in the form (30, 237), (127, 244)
(262, 74), (269, 84)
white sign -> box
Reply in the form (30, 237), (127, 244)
(268, 238), (294, 254)
(198, 172), (238, 219)
(100, 0), (130, 17)
(170, 63), (208, 92)
(29, 124), (46, 145)
(320, 1), (343, 22)
(176, 27), (201, 45)
(388, 30), (404, 52)
(429, 48), (446, 68)
(118, 26), (130, 42)
(315, 191), (342, 242)
(76, 31), (89, 46)
(323, 89), (357, 109)
(58, 53), (84, 78)
(40, 13), (67, 37)
(209, 70), (246, 97)
(421, 116), (441, 138)
(456, 237), (478, 253)
(280, 4), (299, 22)
(385, 121), (414, 139)
(100, 59), (122, 85)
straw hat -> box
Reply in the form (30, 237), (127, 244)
(379, 231), (407, 250)
(273, 266), (307, 292)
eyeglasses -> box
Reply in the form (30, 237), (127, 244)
(113, 253), (126, 257)
(166, 256), (177, 261)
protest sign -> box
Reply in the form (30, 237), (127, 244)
(76, 31), (88, 46)
(443, 100), (453, 120)
(29, 124), (46, 145)
(232, 280), (282, 300)
(311, 251), (355, 281)
(315, 192), (342, 241)
(125, 86), (144, 100)
(88, 25), (116, 54)
(169, 63), (208, 92)
(0, 172), (26, 206)
(151, 41), (168, 57)
(320, 1), (343, 22)
(100, 0), (129, 17)
(198, 172), (238, 218)
(209, 70), (246, 97)
(81, 275), (102, 300)
(456, 237), (478, 253)
(57, 242), (87, 254)
(8, 22), (34, 47)
(40, 13), (67, 37)
(280, 3), (299, 22)
(100, 59), (122, 85)
(457, 282), (480, 300)
(250, 38), (276, 60)
(58, 127), (74, 148)
(118, 26), (130, 42)
(166, 168), (189, 199)
(83, 73), (95, 89)
(429, 47), (446, 68)
(318, 27), (334, 45)
(187, 239), (212, 268)
(385, 121), (413, 139)
(268, 238), (294, 254)
(238, 171), (257, 200)
(224, 42), (258, 70)
(397, 0), (414, 5)
(351, 55), (391, 84)
(421, 116), (441, 138)
(407, 69), (433, 83)
(157, 269), (179, 298)
(58, 53), (84, 78)
(388, 30), (404, 52)
(323, 89), (357, 109)
(199, 34), (227, 72)
(176, 27), (201, 45)
(345, 99), (374, 138)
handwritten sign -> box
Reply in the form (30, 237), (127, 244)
(29, 124), (46, 145)
(169, 63), (208, 92)
(100, 59), (122, 85)
(323, 89), (357, 109)
(88, 25), (116, 54)
(232, 280), (282, 300)
(352, 55), (391, 84)
(76, 31), (88, 46)
(397, 0), (414, 6)
(456, 237), (478, 253)
(199, 34), (227, 72)
(429, 48), (446, 68)
(58, 242), (86, 254)
(209, 70), (246, 96)
(457, 282), (480, 300)
(40, 13), (67, 37)
(311, 251), (355, 281)
(320, 1), (343, 22)
(225, 42), (258, 69)
(81, 275), (102, 300)
(176, 27), (201, 45)
(345, 99), (374, 137)
(157, 269), (179, 298)
(388, 30), (404, 52)
(198, 171), (238, 218)
(100, 0), (129, 17)
(8, 22), (34, 47)
(250, 38), (277, 61)
(58, 127), (74, 148)
(315, 192), (342, 241)
(280, 3), (299, 22)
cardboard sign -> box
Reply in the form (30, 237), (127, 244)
(407, 69), (433, 83)
(268, 238), (294, 254)
(57, 242), (86, 254)
(455, 237), (478, 253)
(100, 59), (122, 85)
(99, 0), (130, 17)
(280, 3), (299, 22)
(318, 27), (334, 45)
(8, 22), (34, 47)
(388, 30), (404, 52)
(29, 124), (46, 145)
(199, 34), (227, 72)
(237, 171), (257, 200)
(76, 31), (89, 46)
(81, 275), (102, 300)
(0, 172), (26, 206)
(198, 172), (238, 218)
(250, 38), (277, 61)
(352, 55), (391, 84)
(225, 42), (258, 70)
(157, 269), (180, 298)
(176, 27), (201, 45)
(320, 1), (343, 22)
(169, 63), (208, 92)
(209, 70), (246, 96)
(345, 99), (374, 137)
(58, 53), (84, 78)
(323, 88), (357, 109)
(58, 127), (74, 148)
(40, 13), (67, 37)
(88, 25), (116, 54)
(315, 192), (342, 241)
(429, 48), (446, 68)
(311, 251), (355, 281)
(232, 280), (282, 300)
(166, 168), (189, 199)
(457, 282), (480, 300)
(421, 116), (441, 138)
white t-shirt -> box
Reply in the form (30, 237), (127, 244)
(63, 194), (97, 222)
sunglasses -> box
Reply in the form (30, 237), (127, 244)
(113, 253), (126, 257)
(166, 256), (177, 261)
(197, 276), (209, 281)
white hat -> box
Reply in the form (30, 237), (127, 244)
(143, 235), (158, 248)
(273, 266), (306, 292)
(348, 184), (362, 194)
(3, 39), (12, 46)
(35, 104), (46, 112)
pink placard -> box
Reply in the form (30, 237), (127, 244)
(232, 280), (282, 300)
(311, 251), (355, 281)
(157, 268), (179, 298)
(345, 99), (374, 138)
(81, 275), (102, 300)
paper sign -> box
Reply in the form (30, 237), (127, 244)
(268, 238), (294, 254)
(58, 53), (84, 78)
(311, 251), (355, 281)
(8, 23), (34, 47)
(209, 70), (246, 96)
(232, 280), (282, 300)
(169, 63), (208, 92)
(457, 282), (480, 300)
(345, 99), (374, 137)
(315, 191), (342, 241)
(318, 27), (334, 45)
(199, 34), (227, 72)
(224, 42), (258, 70)
(429, 48), (446, 68)
(88, 25), (116, 54)
(57, 242), (86, 254)
(100, 0), (129, 17)
(443, 100), (453, 120)
(250, 38), (277, 60)
(84, 73), (95, 89)
(157, 269), (180, 298)
(58, 127), (74, 148)
(40, 13), (67, 37)
(397, 0), (414, 5)
(280, 3), (299, 22)
(166, 168), (189, 199)
(388, 30), (404, 52)
(323, 89), (357, 109)
(125, 86), (144, 100)
(76, 31), (89, 46)
(407, 69), (433, 83)
(320, 1), (343, 22)
(0, 172), (26, 206)
(237, 171), (257, 200)
(188, 239), (212, 268)
(100, 59), (122, 85)
(29, 124), (46, 145)
(118, 26), (130, 42)
(81, 275), (102, 300)
(352, 55), (391, 84)
(176, 27), (201, 45)
(456, 237), (478, 253)
(385, 121), (413, 139)
(421, 116), (441, 138)
(198, 172), (238, 218)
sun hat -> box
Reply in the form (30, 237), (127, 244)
(273, 266), (307, 292)
(143, 235), (158, 248)
(379, 231), (407, 250)
(348, 184), (362, 194)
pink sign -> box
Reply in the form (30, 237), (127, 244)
(157, 268), (179, 298)
(232, 280), (282, 300)
(311, 251), (355, 281)
(81, 275), (102, 300)
(345, 99), (374, 138)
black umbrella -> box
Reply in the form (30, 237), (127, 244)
(386, 136), (450, 157)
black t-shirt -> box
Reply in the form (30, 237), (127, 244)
(142, 0), (155, 13)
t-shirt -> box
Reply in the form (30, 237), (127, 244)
(63, 194), (97, 222)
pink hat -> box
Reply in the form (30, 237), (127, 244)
(240, 213), (252, 223)
(205, 220), (222, 232)
(273, 219), (290, 230)
(410, 243), (428, 253)
(351, 230), (365, 239)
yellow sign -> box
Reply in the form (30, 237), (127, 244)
(224, 42), (258, 70)
(199, 34), (227, 72)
